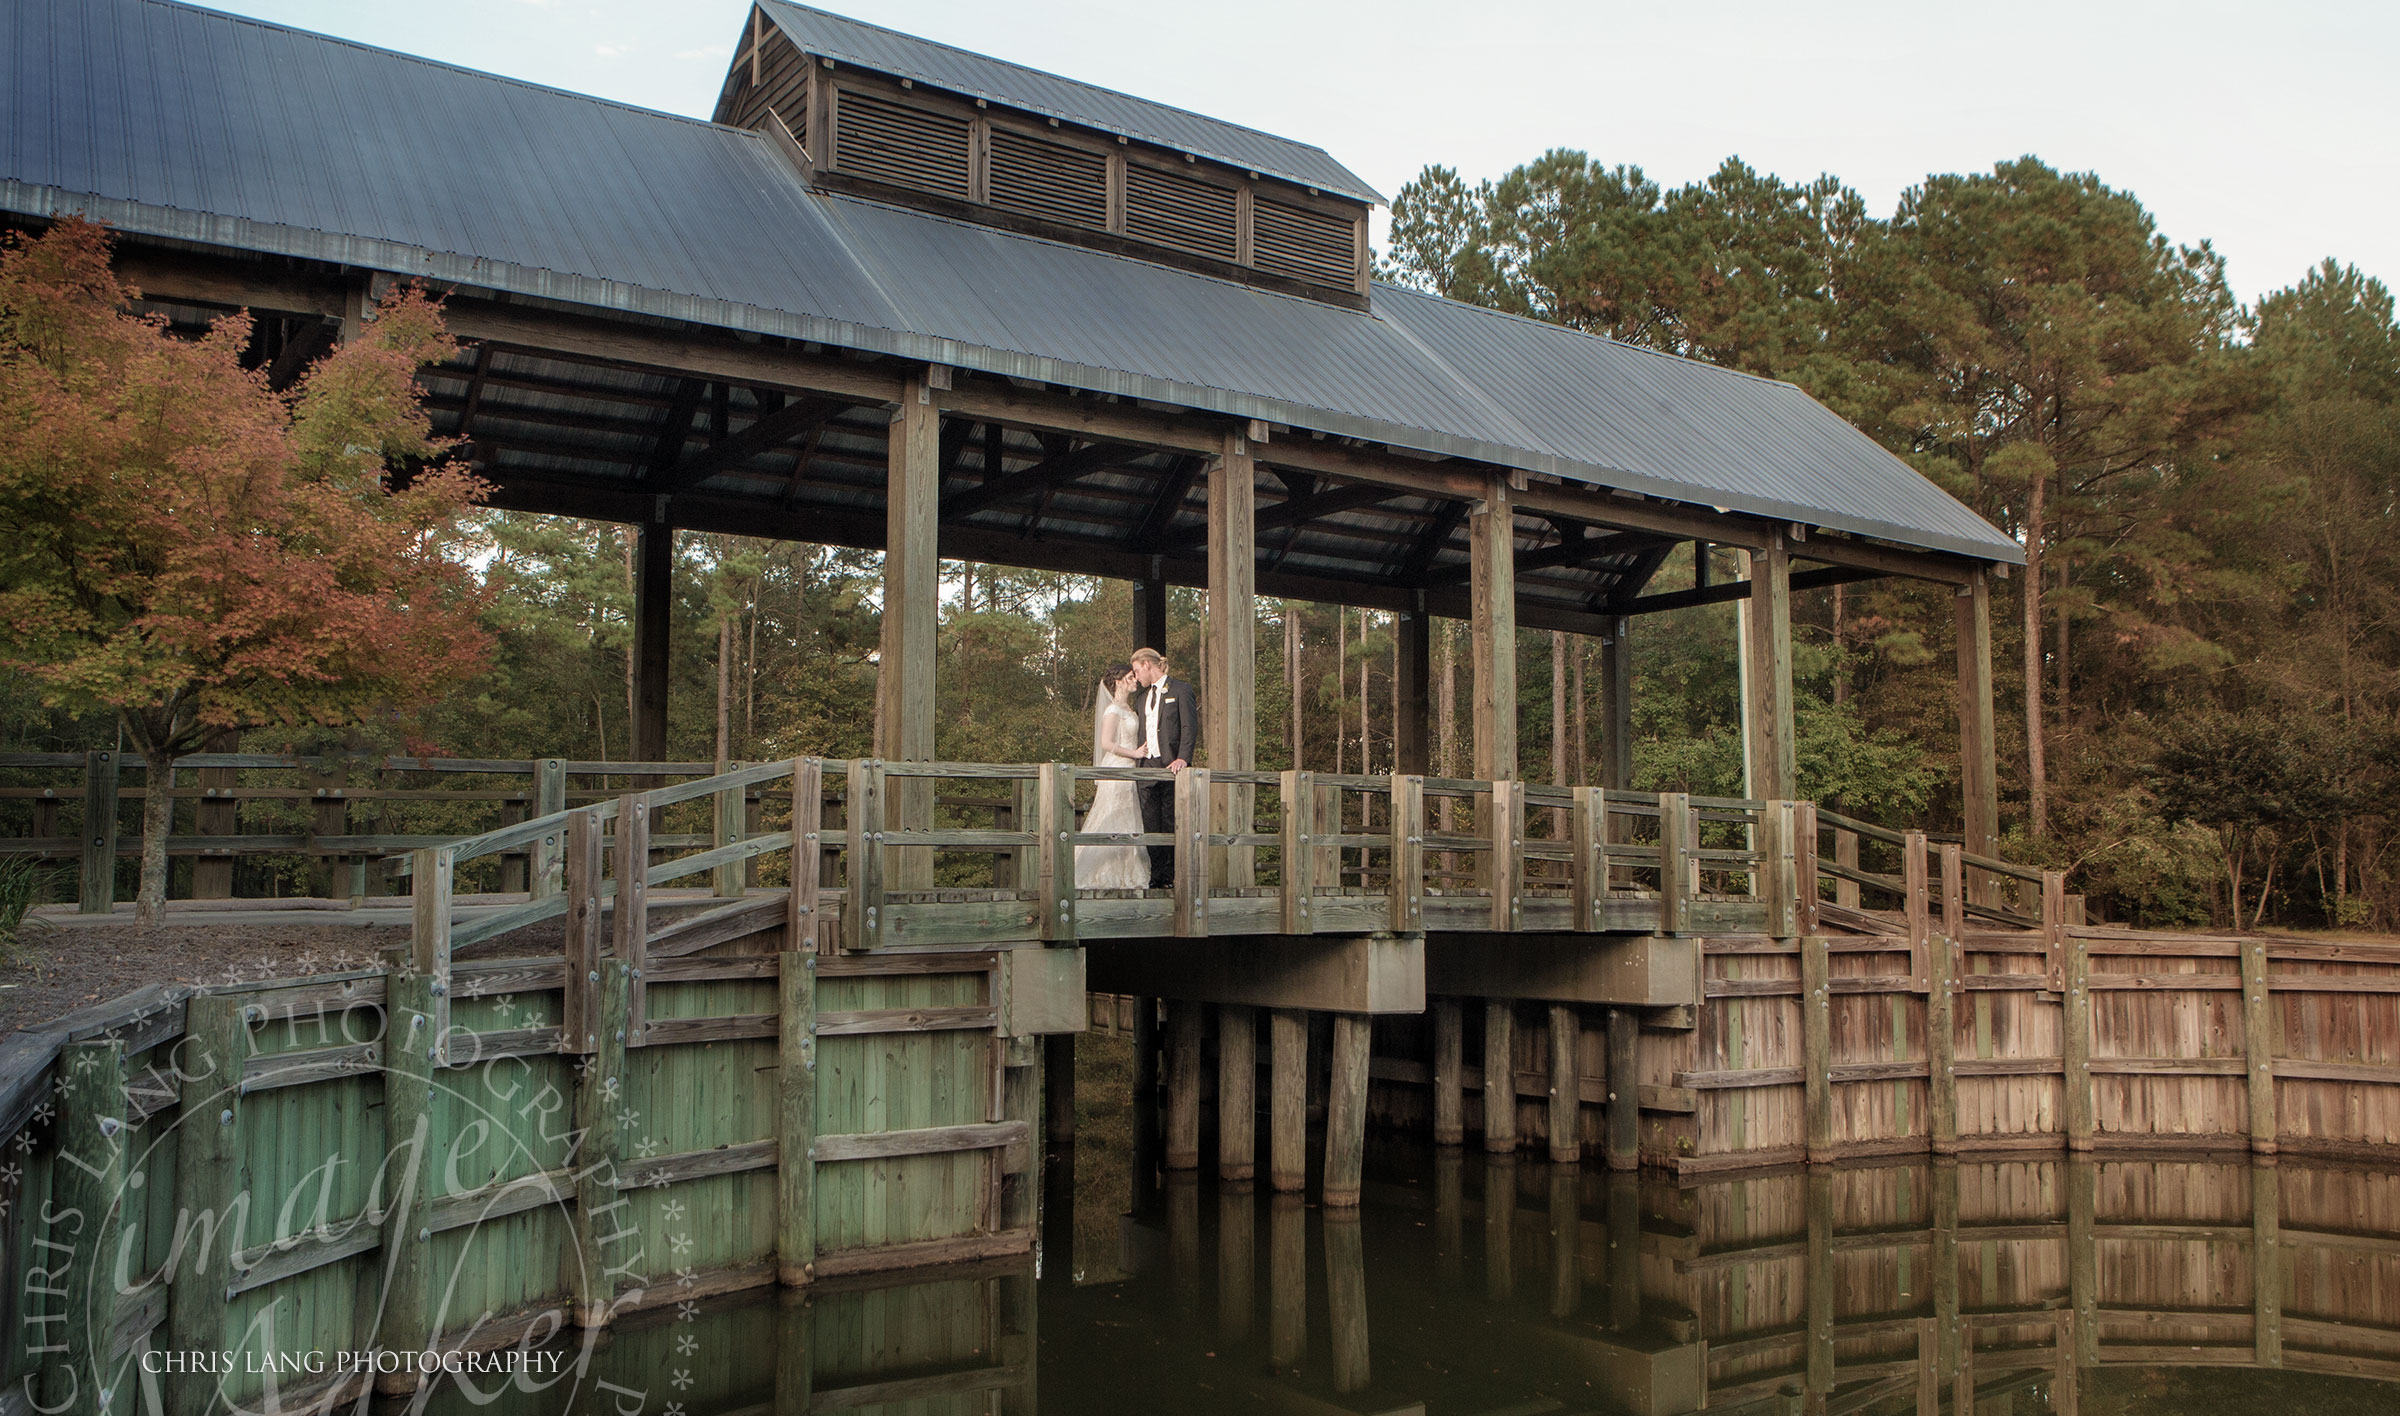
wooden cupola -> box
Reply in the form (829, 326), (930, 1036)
(714, 2), (1378, 306)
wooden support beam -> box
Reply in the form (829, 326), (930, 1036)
(1166, 1002), (1202, 1170)
(1483, 1001), (1517, 1152)
(1598, 618), (1632, 791)
(633, 520), (673, 762)
(1489, 778), (1524, 932)
(1571, 787), (1607, 932)
(1604, 1007), (1639, 1171)
(1038, 762), (1076, 943)
(1219, 1004), (1256, 1181)
(1742, 536), (1795, 801)
(1183, 477), (1403, 545)
(562, 808), (604, 1051)
(1433, 999), (1465, 1146)
(882, 381), (941, 889)
(844, 759), (885, 951)
(1270, 1009), (1306, 1193)
(1806, 1172), (1836, 1409)
(658, 394), (848, 494)
(1132, 572), (1169, 652)
(943, 439), (1139, 519)
(1657, 792), (1694, 936)
(1956, 569), (1999, 905)
(1470, 474), (1518, 780)
(1324, 1014), (1371, 1206)
(2066, 1159), (2097, 1364)
(777, 950), (817, 1284)
(1207, 431), (1258, 887)
(1547, 1005), (1580, 1163)
(1614, 562), (1878, 617)
(1394, 605), (1432, 774)
(1933, 1160), (1963, 1389)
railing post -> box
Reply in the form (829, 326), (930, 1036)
(1931, 843), (1963, 1154)
(1764, 801), (1798, 940)
(1037, 764), (1076, 944)
(44, 1038), (127, 1416)
(791, 759), (824, 954)
(1798, 805), (1832, 1165)
(1902, 831), (1931, 983)
(1833, 826), (1860, 909)
(1488, 779), (1522, 933)
(409, 845), (454, 1060)
(562, 807), (605, 1053)
(1571, 787), (1607, 932)
(2243, 935), (2278, 1154)
(530, 756), (568, 899)
(2063, 909), (2094, 1151)
(778, 948), (818, 1285)
(377, 967), (438, 1391)
(1657, 791), (1692, 935)
(166, 997), (247, 1416)
(570, 960), (629, 1326)
(613, 795), (651, 1036)
(1280, 770), (1316, 934)
(1314, 781), (1342, 890)
(713, 762), (748, 899)
(1173, 767), (1211, 937)
(79, 749), (117, 914)
(844, 761), (885, 952)
(1006, 777), (1042, 892)
(1792, 801), (1819, 936)
(1389, 774), (1425, 933)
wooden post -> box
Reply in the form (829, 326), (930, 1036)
(1802, 928), (1833, 1164)
(377, 971), (438, 1390)
(1792, 800), (1819, 936)
(612, 796), (651, 1037)
(1173, 766), (1211, 936)
(2253, 1160), (2283, 1367)
(1279, 770), (1316, 933)
(78, 750), (117, 914)
(192, 728), (238, 899)
(1764, 800), (1798, 940)
(44, 1039), (126, 1416)
(1270, 1009), (1306, 1192)
(1325, 1013), (1371, 1206)
(2064, 925), (2094, 1150)
(1219, 1004), (1256, 1181)
(1571, 786), (1607, 932)
(1598, 616), (1632, 791)
(713, 763), (747, 899)
(1394, 604), (1431, 775)
(530, 756), (568, 899)
(409, 844), (455, 1059)
(880, 377), (941, 889)
(1604, 1007), (1639, 1171)
(1915, 1318), (1939, 1416)
(1956, 570), (1999, 906)
(2243, 936), (2278, 1153)
(1389, 774), (1425, 932)
(1657, 791), (1693, 935)
(311, 753), (353, 901)
(1166, 1002), (1202, 1170)
(1930, 845), (1962, 1153)
(777, 950), (817, 1284)
(633, 519), (673, 762)
(1206, 430), (1258, 888)
(790, 759), (824, 954)
(1483, 1001), (1517, 1152)
(1038, 763), (1077, 943)
(1489, 778), (1523, 931)
(1469, 473), (1517, 781)
(164, 998), (247, 1416)
(1834, 827), (1860, 909)
(1313, 781), (1341, 893)
(2042, 869), (2068, 991)
(570, 961), (630, 1325)
(1904, 831), (1931, 983)
(1547, 1005), (1580, 1163)
(1742, 536), (1796, 801)
(1326, 1211), (1369, 1391)
(844, 761), (884, 951)
(1433, 999), (1465, 1146)
(562, 808), (605, 1051)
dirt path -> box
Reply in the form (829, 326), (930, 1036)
(2, 913), (399, 1036)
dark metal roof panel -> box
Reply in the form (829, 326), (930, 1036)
(0, 0), (2020, 565)
(756, 1), (1382, 205)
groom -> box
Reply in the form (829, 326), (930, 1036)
(1129, 647), (1198, 889)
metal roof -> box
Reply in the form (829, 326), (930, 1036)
(0, 0), (2022, 565)
(755, 1), (1384, 205)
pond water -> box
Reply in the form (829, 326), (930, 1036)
(434, 1129), (2400, 1416)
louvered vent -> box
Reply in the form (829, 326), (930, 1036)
(835, 90), (971, 200)
(989, 129), (1107, 231)
(1125, 165), (1237, 262)
(1253, 198), (1357, 289)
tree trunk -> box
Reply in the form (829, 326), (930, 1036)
(2023, 470), (2049, 840)
(136, 749), (175, 927)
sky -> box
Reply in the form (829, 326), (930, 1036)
(202, 0), (2399, 307)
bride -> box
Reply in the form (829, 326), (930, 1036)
(1077, 665), (1152, 890)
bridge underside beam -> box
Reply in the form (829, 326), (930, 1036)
(1424, 933), (1700, 1007)
(1083, 933), (1423, 1014)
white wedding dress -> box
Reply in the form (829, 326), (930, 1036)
(1077, 703), (1151, 890)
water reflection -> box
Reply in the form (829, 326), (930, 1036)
(454, 1145), (2400, 1416)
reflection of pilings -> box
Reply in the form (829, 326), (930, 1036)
(1271, 1009), (1307, 1193)
(1326, 1212), (1370, 1393)
(1133, 997), (1161, 1215)
(1269, 1193), (1307, 1371)
(1042, 1122), (1077, 1286)
(1549, 1162), (1580, 1319)
(2255, 1159), (2283, 1368)
(1167, 1001), (1203, 1171)
(1433, 998), (1465, 1146)
(1435, 1147), (1465, 1286)
(1220, 1183), (1256, 1343)
(774, 1288), (813, 1416)
(1485, 1002), (1518, 1152)
(1485, 1152), (1518, 1301)
(1605, 1171), (1639, 1333)
(1220, 1004), (1257, 1182)
(1325, 1014), (1371, 1206)
(1804, 1170), (1833, 1416)
(1045, 1034), (1076, 1145)
(1168, 1170), (1201, 1310)
(2066, 1157), (2096, 1366)
(1932, 1159), (1961, 1391)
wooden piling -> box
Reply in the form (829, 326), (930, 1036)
(376, 973), (438, 1391)
(1165, 1002), (1202, 1170)
(45, 1039), (125, 1416)
(165, 997), (247, 1416)
(1547, 1004), (1580, 1163)
(1269, 1008), (1306, 1193)
(843, 761), (884, 951)
(562, 807), (605, 1052)
(776, 950), (817, 1285)
(1432, 998), (1465, 1146)
(1324, 1013), (1371, 1206)
(2063, 925), (2094, 1150)
(570, 959), (629, 1326)
(1483, 1001), (1517, 1152)
(1604, 1007), (1639, 1171)
(1802, 930), (1833, 1164)
(1218, 1004), (1256, 1182)
(2243, 936), (2278, 1153)
(1489, 779), (1523, 932)
(1929, 845), (1962, 1154)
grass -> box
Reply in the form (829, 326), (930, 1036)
(0, 856), (61, 964)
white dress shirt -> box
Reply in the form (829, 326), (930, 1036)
(1142, 683), (1162, 760)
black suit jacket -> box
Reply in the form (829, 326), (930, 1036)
(1141, 677), (1199, 767)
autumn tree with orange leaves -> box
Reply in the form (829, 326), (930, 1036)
(0, 218), (492, 923)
